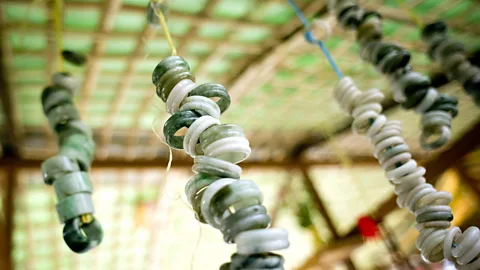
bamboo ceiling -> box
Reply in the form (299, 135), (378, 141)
(0, 0), (479, 163)
(1, 0), (480, 269)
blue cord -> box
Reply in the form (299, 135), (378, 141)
(287, 0), (344, 79)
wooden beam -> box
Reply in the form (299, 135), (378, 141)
(0, 168), (16, 270)
(0, 154), (378, 170)
(300, 167), (340, 239)
(344, 258), (357, 270)
(0, 5), (22, 157)
(78, 0), (122, 116)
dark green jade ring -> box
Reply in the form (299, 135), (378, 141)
(163, 110), (200, 149)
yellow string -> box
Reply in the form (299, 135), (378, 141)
(395, 0), (424, 28)
(53, 0), (64, 71)
(150, 0), (177, 56)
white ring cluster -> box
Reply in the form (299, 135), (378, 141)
(334, 77), (479, 268)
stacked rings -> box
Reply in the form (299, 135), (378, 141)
(422, 21), (480, 106)
(152, 56), (289, 269)
(40, 72), (102, 253)
(332, 0), (458, 150)
(333, 76), (479, 269)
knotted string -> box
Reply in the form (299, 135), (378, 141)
(287, 0), (343, 79)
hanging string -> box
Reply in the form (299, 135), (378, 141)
(287, 0), (343, 79)
(287, 0), (373, 211)
(147, 0), (178, 203)
(53, 0), (64, 71)
(150, 0), (177, 56)
(395, 0), (424, 28)
(151, 116), (178, 200)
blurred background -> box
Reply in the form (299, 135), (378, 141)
(0, 0), (479, 269)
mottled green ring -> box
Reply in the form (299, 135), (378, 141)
(47, 104), (81, 131)
(152, 56), (190, 86)
(41, 86), (73, 113)
(156, 66), (194, 102)
(189, 83), (231, 113)
(163, 110), (200, 149)
(199, 124), (245, 151)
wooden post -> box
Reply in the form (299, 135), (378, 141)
(300, 167), (340, 239)
(0, 168), (16, 270)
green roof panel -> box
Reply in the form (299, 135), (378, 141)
(186, 41), (212, 56)
(145, 38), (174, 56)
(169, 0), (208, 14)
(213, 0), (254, 19)
(62, 35), (93, 54)
(413, 0), (442, 14)
(64, 9), (101, 30)
(440, 0), (474, 19)
(100, 59), (127, 72)
(9, 32), (46, 51)
(113, 11), (146, 32)
(113, 114), (135, 128)
(166, 18), (191, 36)
(253, 2), (295, 25)
(3, 3), (48, 24)
(198, 23), (228, 39)
(12, 55), (44, 70)
(207, 59), (231, 74)
(234, 26), (271, 44)
(105, 38), (137, 55)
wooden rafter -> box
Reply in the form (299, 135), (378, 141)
(301, 167), (340, 239)
(78, 0), (122, 115)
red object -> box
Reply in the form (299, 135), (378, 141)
(357, 215), (380, 240)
